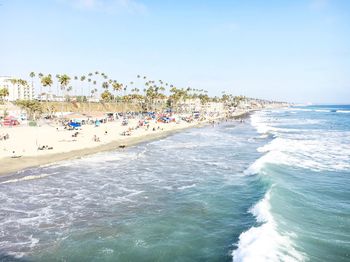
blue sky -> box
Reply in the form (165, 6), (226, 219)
(0, 0), (349, 103)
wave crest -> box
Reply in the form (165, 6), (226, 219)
(232, 191), (305, 262)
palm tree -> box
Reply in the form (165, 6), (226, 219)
(102, 81), (109, 90)
(101, 90), (113, 102)
(67, 86), (73, 101)
(91, 88), (96, 100)
(74, 76), (78, 97)
(55, 74), (60, 97)
(88, 78), (92, 96)
(86, 78), (92, 112)
(59, 74), (71, 93)
(29, 72), (35, 96)
(111, 81), (122, 102)
(123, 85), (128, 112)
(80, 75), (86, 97)
(0, 87), (9, 103)
(92, 81), (97, 101)
(41, 75), (53, 102)
(100, 81), (111, 104)
(37, 73), (43, 98)
(58, 74), (71, 117)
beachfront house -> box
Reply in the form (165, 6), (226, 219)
(205, 102), (224, 113)
(0, 76), (35, 101)
(177, 98), (202, 113)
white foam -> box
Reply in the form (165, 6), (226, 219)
(29, 235), (40, 248)
(5, 251), (26, 259)
(99, 247), (114, 255)
(178, 183), (196, 190)
(232, 191), (305, 262)
(244, 151), (288, 175)
(250, 109), (350, 172)
(244, 153), (268, 175)
(255, 136), (350, 172)
(0, 173), (52, 184)
(258, 134), (269, 139)
(291, 108), (350, 113)
(159, 142), (199, 150)
(292, 108), (329, 113)
(250, 112), (273, 134)
(314, 109), (330, 112)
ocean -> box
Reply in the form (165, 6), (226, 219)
(0, 105), (349, 261)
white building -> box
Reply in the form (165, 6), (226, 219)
(205, 102), (224, 113)
(179, 98), (202, 112)
(0, 76), (35, 101)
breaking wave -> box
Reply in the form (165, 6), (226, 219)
(232, 190), (305, 262)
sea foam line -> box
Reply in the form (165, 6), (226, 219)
(0, 173), (52, 184)
(253, 136), (350, 172)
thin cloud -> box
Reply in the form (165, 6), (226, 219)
(60, 0), (148, 14)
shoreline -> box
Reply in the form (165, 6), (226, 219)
(0, 124), (196, 177)
(0, 111), (254, 177)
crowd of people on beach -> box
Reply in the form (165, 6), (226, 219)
(62, 111), (189, 141)
(0, 107), (253, 162)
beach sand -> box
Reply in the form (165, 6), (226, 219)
(1, 112), (248, 176)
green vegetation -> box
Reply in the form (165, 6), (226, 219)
(15, 100), (43, 120)
(0, 87), (9, 103)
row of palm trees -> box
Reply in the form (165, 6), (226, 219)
(27, 72), (229, 109)
(3, 71), (286, 108)
(1, 71), (268, 115)
(1, 71), (260, 113)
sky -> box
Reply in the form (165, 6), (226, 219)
(0, 0), (349, 104)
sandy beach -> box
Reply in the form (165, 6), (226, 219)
(0, 111), (249, 176)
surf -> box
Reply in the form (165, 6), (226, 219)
(0, 173), (52, 184)
(232, 190), (305, 262)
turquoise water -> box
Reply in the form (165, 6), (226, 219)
(0, 106), (349, 261)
